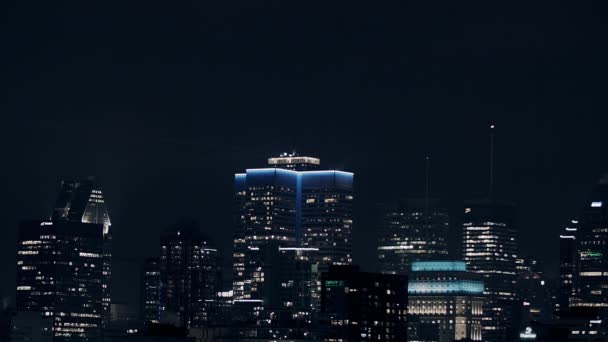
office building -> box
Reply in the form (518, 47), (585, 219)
(232, 153), (354, 301)
(10, 311), (53, 342)
(51, 178), (113, 325)
(320, 265), (408, 341)
(558, 220), (579, 311)
(16, 220), (104, 342)
(573, 174), (608, 309)
(407, 261), (484, 342)
(462, 199), (518, 341)
(159, 222), (221, 328)
(515, 257), (553, 333)
(378, 198), (449, 275)
(141, 258), (162, 324)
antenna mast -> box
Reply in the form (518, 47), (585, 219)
(489, 124), (495, 199)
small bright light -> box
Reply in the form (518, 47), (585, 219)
(540, 280), (545, 286)
(591, 201), (603, 208)
(490, 124), (495, 129)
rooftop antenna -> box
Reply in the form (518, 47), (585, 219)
(425, 156), (430, 224)
(489, 123), (495, 199)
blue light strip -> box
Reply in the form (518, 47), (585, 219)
(408, 280), (484, 295)
(411, 261), (467, 272)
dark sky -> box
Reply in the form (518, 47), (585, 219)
(2, 1), (607, 308)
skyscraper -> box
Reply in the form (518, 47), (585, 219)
(558, 220), (579, 311)
(573, 174), (608, 309)
(407, 261), (484, 342)
(377, 198), (449, 275)
(141, 257), (162, 324)
(51, 178), (112, 325)
(320, 265), (408, 341)
(159, 222), (221, 328)
(16, 220), (104, 342)
(462, 199), (518, 341)
(232, 153), (354, 301)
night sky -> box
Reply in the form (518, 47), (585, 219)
(3, 1), (607, 309)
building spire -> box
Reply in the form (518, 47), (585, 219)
(489, 123), (495, 199)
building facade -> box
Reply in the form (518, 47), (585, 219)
(573, 175), (608, 309)
(141, 258), (162, 324)
(232, 154), (354, 301)
(558, 220), (579, 311)
(462, 199), (518, 341)
(320, 265), (408, 341)
(158, 222), (221, 328)
(378, 198), (449, 275)
(16, 220), (104, 342)
(51, 178), (112, 325)
(407, 261), (484, 342)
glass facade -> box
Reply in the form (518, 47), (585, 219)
(378, 199), (449, 275)
(158, 222), (221, 328)
(232, 157), (354, 302)
(16, 220), (104, 342)
(51, 178), (112, 326)
(573, 174), (608, 309)
(462, 199), (518, 342)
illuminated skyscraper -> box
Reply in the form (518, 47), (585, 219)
(573, 174), (608, 309)
(159, 222), (221, 327)
(16, 220), (104, 342)
(232, 154), (354, 301)
(407, 261), (484, 342)
(462, 199), (518, 341)
(51, 178), (112, 325)
(377, 198), (449, 275)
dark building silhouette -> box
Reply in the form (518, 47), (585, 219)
(377, 198), (449, 275)
(462, 199), (518, 341)
(321, 265), (408, 341)
(158, 222), (221, 328)
(141, 258), (162, 324)
(558, 219), (579, 311)
(51, 178), (113, 326)
(16, 220), (104, 342)
(407, 261), (484, 342)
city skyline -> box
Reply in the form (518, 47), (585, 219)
(3, 2), (607, 340)
(2, 145), (607, 306)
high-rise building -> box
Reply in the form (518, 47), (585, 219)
(320, 265), (408, 341)
(514, 257), (553, 333)
(462, 199), (518, 341)
(377, 198), (449, 275)
(232, 154), (354, 301)
(141, 258), (162, 324)
(16, 220), (104, 342)
(237, 244), (321, 340)
(159, 222), (221, 328)
(573, 174), (608, 309)
(558, 220), (579, 311)
(407, 261), (484, 342)
(51, 178), (112, 325)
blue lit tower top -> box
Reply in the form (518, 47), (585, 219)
(232, 153), (354, 300)
(408, 261), (484, 295)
